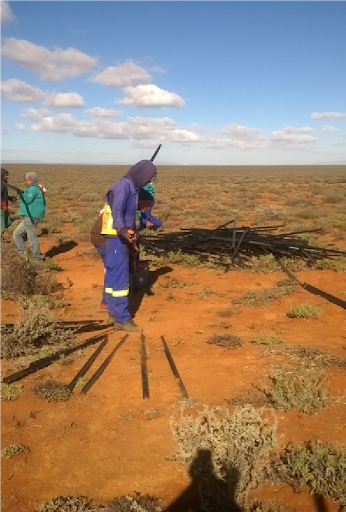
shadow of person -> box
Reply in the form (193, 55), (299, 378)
(313, 494), (328, 512)
(45, 240), (78, 258)
(128, 265), (173, 318)
(165, 448), (242, 512)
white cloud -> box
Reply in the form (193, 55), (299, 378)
(1, 2), (15, 24)
(16, 123), (26, 132)
(32, 113), (77, 133)
(45, 92), (85, 108)
(16, 110), (326, 153)
(92, 62), (151, 87)
(1, 128), (8, 135)
(85, 107), (120, 118)
(1, 79), (85, 108)
(321, 125), (338, 132)
(271, 127), (316, 145)
(217, 124), (268, 149)
(1, 79), (46, 102)
(311, 112), (346, 120)
(118, 84), (185, 108)
(20, 109), (200, 143)
(1, 38), (97, 81)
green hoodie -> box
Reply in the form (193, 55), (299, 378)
(19, 184), (46, 220)
(143, 182), (155, 198)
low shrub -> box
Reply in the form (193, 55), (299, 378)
(266, 370), (330, 414)
(207, 333), (244, 349)
(1, 242), (60, 299)
(1, 444), (29, 459)
(250, 335), (285, 346)
(275, 442), (346, 508)
(33, 379), (71, 402)
(1, 302), (75, 359)
(170, 404), (277, 509)
(1, 383), (24, 401)
(287, 304), (321, 318)
(233, 288), (283, 308)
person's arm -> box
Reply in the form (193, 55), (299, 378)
(108, 181), (130, 238)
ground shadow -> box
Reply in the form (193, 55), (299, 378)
(313, 494), (328, 512)
(45, 240), (78, 258)
(165, 448), (242, 512)
(128, 265), (173, 318)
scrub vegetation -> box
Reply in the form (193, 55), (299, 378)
(1, 164), (346, 512)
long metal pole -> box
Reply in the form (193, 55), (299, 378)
(81, 334), (129, 394)
(141, 334), (149, 399)
(161, 335), (188, 399)
(67, 337), (109, 391)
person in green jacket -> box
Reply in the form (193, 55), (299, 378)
(137, 180), (162, 230)
(13, 172), (46, 262)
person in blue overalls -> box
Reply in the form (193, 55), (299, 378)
(101, 160), (157, 332)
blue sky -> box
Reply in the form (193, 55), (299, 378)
(1, 1), (346, 165)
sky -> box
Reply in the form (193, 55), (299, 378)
(1, 1), (346, 166)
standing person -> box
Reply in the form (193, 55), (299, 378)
(13, 172), (46, 262)
(138, 179), (162, 230)
(91, 188), (156, 310)
(101, 159), (157, 332)
(1, 167), (16, 229)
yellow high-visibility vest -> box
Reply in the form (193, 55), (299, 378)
(101, 203), (118, 235)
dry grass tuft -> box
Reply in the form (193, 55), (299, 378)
(263, 344), (346, 371)
(233, 288), (284, 308)
(37, 496), (96, 512)
(1, 302), (75, 359)
(250, 335), (285, 346)
(275, 442), (346, 508)
(170, 404), (277, 509)
(107, 495), (162, 511)
(33, 379), (72, 402)
(207, 333), (244, 349)
(37, 494), (163, 512)
(266, 369), (330, 415)
(1, 242), (60, 299)
(1, 443), (29, 459)
(1, 383), (24, 401)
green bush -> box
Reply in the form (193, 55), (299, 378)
(287, 304), (321, 318)
(1, 444), (29, 459)
(276, 442), (346, 507)
(266, 370), (329, 414)
(1, 383), (24, 401)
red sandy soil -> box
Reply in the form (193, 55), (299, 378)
(1, 237), (345, 512)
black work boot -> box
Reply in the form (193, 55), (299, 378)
(113, 319), (143, 333)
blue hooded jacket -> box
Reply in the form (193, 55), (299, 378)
(104, 160), (157, 237)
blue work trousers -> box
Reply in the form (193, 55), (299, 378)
(13, 216), (42, 261)
(104, 237), (130, 323)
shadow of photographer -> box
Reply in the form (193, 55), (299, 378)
(165, 448), (242, 512)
